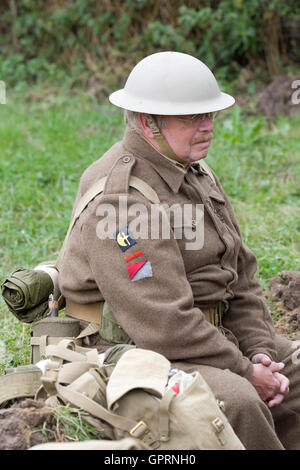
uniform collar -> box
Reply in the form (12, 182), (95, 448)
(122, 128), (188, 193)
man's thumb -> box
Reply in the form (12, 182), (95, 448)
(269, 361), (285, 372)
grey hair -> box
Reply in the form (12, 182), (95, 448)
(124, 110), (167, 131)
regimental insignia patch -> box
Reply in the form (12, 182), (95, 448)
(127, 260), (153, 282)
(115, 226), (137, 252)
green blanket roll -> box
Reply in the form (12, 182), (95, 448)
(1, 269), (54, 323)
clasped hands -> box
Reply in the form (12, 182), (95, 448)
(250, 353), (290, 408)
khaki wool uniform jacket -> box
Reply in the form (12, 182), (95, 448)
(59, 128), (277, 382)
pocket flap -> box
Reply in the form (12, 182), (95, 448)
(106, 348), (170, 410)
(208, 188), (226, 204)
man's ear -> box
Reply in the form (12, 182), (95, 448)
(139, 114), (154, 139)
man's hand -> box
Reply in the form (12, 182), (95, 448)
(251, 353), (289, 408)
(252, 353), (283, 370)
(250, 363), (281, 403)
(267, 372), (290, 408)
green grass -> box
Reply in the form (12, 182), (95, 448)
(209, 106), (300, 287)
(0, 88), (299, 371)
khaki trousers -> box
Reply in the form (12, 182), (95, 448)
(172, 335), (300, 450)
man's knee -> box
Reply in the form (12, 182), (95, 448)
(171, 361), (263, 415)
(200, 366), (262, 413)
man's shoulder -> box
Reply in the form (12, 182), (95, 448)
(78, 139), (163, 203)
(78, 141), (124, 195)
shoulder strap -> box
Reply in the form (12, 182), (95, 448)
(56, 175), (160, 270)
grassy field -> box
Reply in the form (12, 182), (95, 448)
(0, 89), (299, 371)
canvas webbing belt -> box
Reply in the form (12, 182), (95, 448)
(65, 298), (223, 328)
(65, 299), (104, 326)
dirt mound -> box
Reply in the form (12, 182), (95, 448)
(258, 76), (300, 117)
(265, 271), (300, 340)
(0, 398), (56, 450)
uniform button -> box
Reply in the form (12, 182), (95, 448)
(122, 155), (131, 163)
(191, 219), (197, 227)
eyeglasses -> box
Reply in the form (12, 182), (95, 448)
(176, 112), (218, 126)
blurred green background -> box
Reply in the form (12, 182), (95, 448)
(1, 0), (299, 93)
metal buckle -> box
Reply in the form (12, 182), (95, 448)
(212, 417), (225, 433)
(130, 421), (159, 449)
(212, 417), (226, 446)
(130, 421), (149, 438)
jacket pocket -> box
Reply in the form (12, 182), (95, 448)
(207, 188), (226, 205)
(206, 189), (226, 223)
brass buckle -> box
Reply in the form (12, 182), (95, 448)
(130, 421), (159, 449)
(130, 421), (149, 438)
(212, 417), (226, 446)
(212, 417), (225, 433)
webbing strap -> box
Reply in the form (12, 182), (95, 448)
(46, 345), (87, 363)
(56, 382), (140, 433)
(158, 388), (176, 442)
(130, 175), (160, 204)
(30, 336), (81, 349)
(76, 322), (100, 339)
(65, 299), (103, 325)
(57, 361), (99, 386)
(57, 382), (158, 447)
(45, 341), (99, 364)
(145, 115), (182, 164)
(147, 115), (185, 163)
(56, 175), (161, 270)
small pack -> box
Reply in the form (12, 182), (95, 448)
(36, 340), (244, 450)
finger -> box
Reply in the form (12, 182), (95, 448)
(264, 361), (283, 372)
(252, 354), (271, 365)
(260, 356), (272, 367)
(274, 373), (290, 395)
(280, 379), (289, 395)
(264, 383), (281, 401)
(267, 393), (285, 408)
(268, 362), (285, 373)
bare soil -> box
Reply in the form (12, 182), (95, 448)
(258, 76), (300, 118)
(265, 271), (300, 340)
(234, 73), (300, 118)
(0, 399), (57, 450)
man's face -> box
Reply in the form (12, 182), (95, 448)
(161, 113), (214, 163)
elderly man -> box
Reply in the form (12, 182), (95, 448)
(58, 52), (300, 449)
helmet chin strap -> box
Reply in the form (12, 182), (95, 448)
(145, 114), (185, 165)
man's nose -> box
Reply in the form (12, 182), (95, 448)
(198, 118), (214, 132)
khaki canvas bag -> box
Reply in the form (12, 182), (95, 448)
(29, 437), (150, 450)
(38, 341), (244, 450)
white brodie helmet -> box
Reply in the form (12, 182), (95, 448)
(109, 51), (235, 160)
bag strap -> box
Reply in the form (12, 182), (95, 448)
(56, 382), (159, 448)
(158, 387), (177, 442)
(45, 341), (99, 364)
(56, 175), (161, 271)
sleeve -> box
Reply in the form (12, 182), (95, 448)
(213, 176), (277, 361)
(79, 192), (254, 380)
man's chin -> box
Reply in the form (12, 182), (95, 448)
(189, 150), (209, 162)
